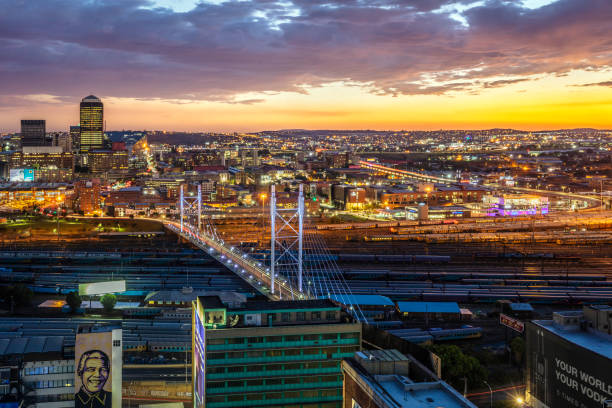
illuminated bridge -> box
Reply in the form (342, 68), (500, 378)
(164, 184), (368, 322)
(359, 160), (453, 184)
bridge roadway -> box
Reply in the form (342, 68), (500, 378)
(163, 221), (309, 301)
(359, 160), (602, 208)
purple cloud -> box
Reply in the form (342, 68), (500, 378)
(0, 0), (610, 103)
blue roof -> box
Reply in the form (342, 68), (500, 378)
(509, 303), (534, 311)
(397, 301), (460, 314)
(329, 294), (393, 306)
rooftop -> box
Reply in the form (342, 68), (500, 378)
(397, 302), (460, 314)
(533, 319), (612, 360)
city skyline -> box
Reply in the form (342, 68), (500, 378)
(1, 0), (611, 132)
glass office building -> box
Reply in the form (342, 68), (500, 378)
(20, 119), (46, 147)
(79, 95), (103, 153)
(193, 296), (361, 408)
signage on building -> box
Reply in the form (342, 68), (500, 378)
(527, 323), (612, 408)
(500, 313), (524, 333)
(9, 168), (34, 182)
(75, 328), (122, 408)
(193, 299), (206, 408)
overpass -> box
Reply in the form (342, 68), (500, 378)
(359, 160), (453, 184)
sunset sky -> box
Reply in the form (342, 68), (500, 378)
(1, 0), (611, 132)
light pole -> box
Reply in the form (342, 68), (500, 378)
(484, 381), (493, 408)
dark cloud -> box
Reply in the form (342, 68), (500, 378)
(573, 80), (612, 87)
(0, 0), (610, 103)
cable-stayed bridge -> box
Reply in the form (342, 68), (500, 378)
(165, 183), (368, 322)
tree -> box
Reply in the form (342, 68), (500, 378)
(65, 291), (82, 313)
(429, 345), (488, 390)
(100, 293), (117, 313)
(510, 337), (525, 365)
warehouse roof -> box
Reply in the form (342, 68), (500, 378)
(397, 301), (460, 314)
(330, 294), (394, 307)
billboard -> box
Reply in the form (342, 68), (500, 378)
(79, 280), (126, 296)
(500, 313), (524, 333)
(193, 299), (206, 408)
(9, 168), (34, 182)
(75, 328), (122, 408)
(526, 322), (612, 408)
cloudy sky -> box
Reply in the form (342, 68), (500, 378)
(0, 0), (611, 132)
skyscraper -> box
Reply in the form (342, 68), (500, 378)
(20, 119), (46, 147)
(79, 95), (103, 153)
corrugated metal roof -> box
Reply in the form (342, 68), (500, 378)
(509, 303), (534, 311)
(397, 301), (460, 314)
(24, 336), (45, 353)
(330, 294), (394, 306)
(4, 337), (27, 355)
(0, 339), (10, 355)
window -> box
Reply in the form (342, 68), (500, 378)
(247, 337), (264, 344)
(113, 340), (121, 347)
(281, 312), (290, 322)
(227, 366), (244, 373)
(321, 334), (336, 340)
(326, 311), (336, 320)
(247, 380), (263, 386)
(285, 349), (300, 356)
(266, 378), (283, 386)
(228, 381), (243, 388)
(266, 336), (283, 343)
(247, 365), (264, 372)
(209, 352), (225, 360)
(227, 351), (243, 359)
(227, 395), (243, 402)
(246, 393), (263, 401)
(285, 377), (300, 385)
(228, 338), (244, 344)
(266, 349), (282, 357)
(296, 312), (306, 321)
(207, 381), (225, 389)
(303, 334), (318, 341)
(247, 351), (263, 358)
(208, 338), (225, 345)
(285, 335), (300, 342)
(311, 312), (321, 320)
(340, 332), (359, 339)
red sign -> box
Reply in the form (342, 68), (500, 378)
(500, 313), (524, 333)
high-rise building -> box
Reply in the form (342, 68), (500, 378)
(20, 119), (46, 147)
(193, 296), (361, 408)
(79, 95), (103, 153)
(70, 125), (80, 152)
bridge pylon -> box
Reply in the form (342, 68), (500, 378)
(270, 184), (304, 299)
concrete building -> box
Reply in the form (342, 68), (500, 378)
(342, 349), (477, 408)
(525, 305), (612, 408)
(0, 336), (74, 408)
(20, 120), (46, 147)
(193, 296), (361, 408)
(88, 149), (128, 174)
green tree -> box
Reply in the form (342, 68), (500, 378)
(510, 337), (525, 365)
(429, 345), (488, 390)
(65, 291), (82, 313)
(100, 293), (117, 313)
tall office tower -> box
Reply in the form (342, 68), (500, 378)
(70, 125), (80, 152)
(79, 95), (103, 153)
(20, 120), (46, 147)
(193, 296), (361, 408)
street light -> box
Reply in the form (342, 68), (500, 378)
(484, 381), (493, 408)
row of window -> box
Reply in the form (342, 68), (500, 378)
(207, 360), (341, 375)
(208, 346), (358, 361)
(206, 388), (341, 404)
(208, 374), (342, 389)
(26, 379), (73, 389)
(24, 365), (74, 376)
(208, 332), (359, 346)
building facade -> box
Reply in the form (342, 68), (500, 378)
(525, 305), (612, 408)
(193, 296), (362, 408)
(79, 95), (104, 153)
(20, 120), (46, 147)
